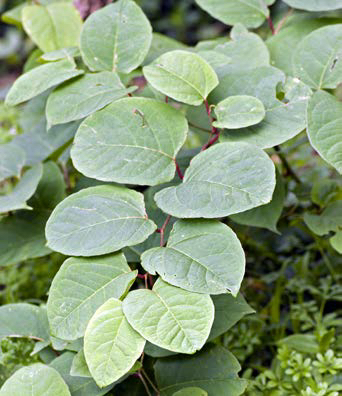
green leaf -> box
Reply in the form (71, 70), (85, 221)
(45, 185), (157, 256)
(155, 142), (276, 218)
(71, 97), (188, 185)
(144, 342), (177, 358)
(208, 294), (255, 340)
(0, 363), (71, 396)
(293, 24), (342, 90)
(278, 334), (319, 354)
(311, 180), (341, 207)
(47, 252), (137, 340)
(173, 388), (208, 396)
(46, 72), (136, 126)
(5, 59), (84, 106)
(213, 95), (265, 129)
(230, 171), (285, 233)
(40, 46), (81, 61)
(22, 3), (82, 52)
(154, 344), (247, 396)
(304, 201), (342, 236)
(144, 33), (188, 65)
(0, 163), (43, 213)
(123, 278), (214, 354)
(143, 50), (218, 105)
(330, 231), (342, 254)
(80, 1), (152, 73)
(282, 0), (342, 11)
(1, 4), (24, 27)
(70, 349), (91, 378)
(0, 143), (25, 182)
(142, 219), (245, 295)
(0, 303), (50, 342)
(84, 298), (145, 387)
(195, 0), (274, 28)
(307, 90), (342, 173)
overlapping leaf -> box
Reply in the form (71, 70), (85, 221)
(283, 0), (342, 11)
(304, 201), (342, 236)
(0, 144), (25, 182)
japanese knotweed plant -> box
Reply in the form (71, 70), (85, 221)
(0, 0), (341, 395)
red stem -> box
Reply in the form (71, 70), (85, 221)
(158, 215), (171, 247)
(175, 160), (184, 180)
(267, 16), (275, 35)
(201, 99), (220, 151)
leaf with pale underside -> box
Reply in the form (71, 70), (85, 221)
(142, 220), (245, 295)
(5, 59), (84, 106)
(155, 142), (276, 218)
(283, 0), (342, 11)
(0, 163), (43, 214)
(0, 364), (71, 396)
(0, 144), (25, 182)
(80, 1), (152, 73)
(123, 278), (214, 354)
(40, 47), (81, 62)
(71, 97), (188, 186)
(143, 50), (218, 105)
(46, 72), (136, 126)
(213, 95), (265, 129)
(84, 298), (145, 387)
(47, 253), (137, 340)
(307, 90), (342, 174)
(45, 185), (156, 256)
(70, 349), (91, 378)
(293, 24), (342, 90)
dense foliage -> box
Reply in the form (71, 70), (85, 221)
(0, 0), (341, 395)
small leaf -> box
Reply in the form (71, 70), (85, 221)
(71, 97), (188, 185)
(143, 50), (218, 105)
(5, 59), (84, 106)
(0, 143), (25, 182)
(304, 201), (342, 236)
(0, 364), (71, 396)
(155, 142), (276, 218)
(84, 298), (145, 387)
(45, 185), (156, 256)
(278, 334), (319, 354)
(80, 1), (152, 73)
(307, 90), (342, 173)
(123, 278), (214, 354)
(311, 180), (341, 208)
(293, 24), (342, 90)
(22, 3), (82, 52)
(0, 163), (43, 214)
(213, 95), (265, 129)
(282, 0), (342, 11)
(70, 349), (91, 378)
(173, 388), (208, 396)
(46, 72), (136, 126)
(40, 47), (81, 62)
(47, 252), (137, 340)
(330, 231), (342, 254)
(142, 219), (245, 295)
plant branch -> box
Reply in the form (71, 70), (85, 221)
(174, 160), (184, 179)
(274, 8), (293, 34)
(141, 369), (160, 395)
(267, 16), (275, 35)
(157, 214), (171, 246)
(201, 99), (220, 151)
(274, 146), (302, 184)
(138, 372), (152, 396)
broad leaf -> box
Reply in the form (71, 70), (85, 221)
(230, 171), (285, 233)
(45, 185), (157, 256)
(22, 3), (82, 52)
(282, 0), (342, 11)
(5, 59), (84, 106)
(213, 95), (265, 129)
(173, 388), (208, 396)
(293, 24), (342, 90)
(307, 90), (342, 173)
(142, 219), (245, 295)
(143, 50), (218, 105)
(144, 33), (188, 65)
(0, 163), (43, 213)
(144, 342), (177, 358)
(70, 349), (91, 378)
(80, 1), (152, 73)
(155, 142), (276, 218)
(195, 0), (274, 28)
(84, 298), (145, 387)
(71, 97), (188, 185)
(278, 334), (319, 354)
(0, 144), (25, 182)
(0, 363), (70, 396)
(154, 344), (247, 396)
(304, 201), (342, 236)
(123, 278), (214, 354)
(46, 72), (136, 126)
(47, 253), (137, 340)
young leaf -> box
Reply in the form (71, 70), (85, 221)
(0, 143), (25, 182)
(0, 163), (43, 213)
(84, 298), (145, 387)
(46, 72), (136, 126)
(282, 0), (342, 11)
(22, 3), (82, 52)
(154, 344), (247, 396)
(0, 364), (71, 396)
(307, 90), (342, 173)
(80, 1), (152, 73)
(293, 24), (342, 90)
(155, 142), (276, 218)
(71, 97), (188, 185)
(304, 201), (342, 236)
(195, 0), (274, 28)
(70, 349), (91, 378)
(143, 50), (218, 105)
(40, 47), (81, 62)
(173, 388), (208, 396)
(330, 231), (342, 254)
(141, 220), (245, 295)
(45, 185), (157, 256)
(47, 253), (137, 340)
(213, 95), (265, 129)
(122, 278), (214, 354)
(5, 59), (84, 106)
